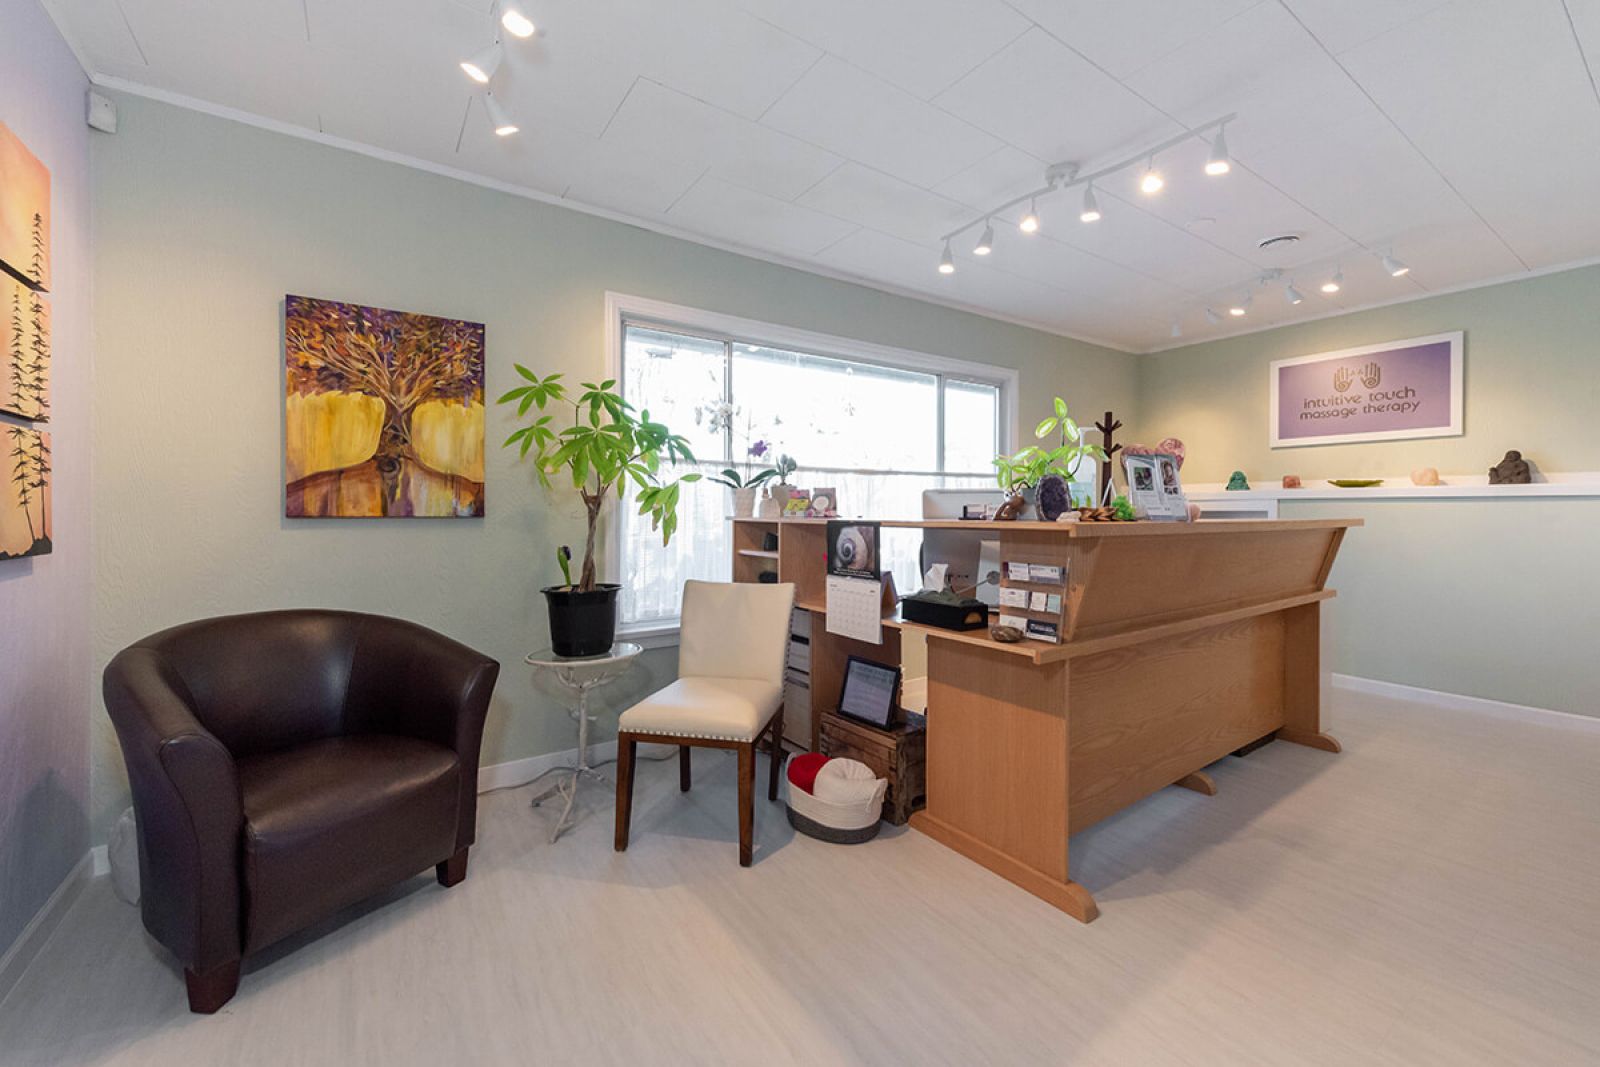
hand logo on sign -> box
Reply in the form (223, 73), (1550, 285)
(1359, 362), (1382, 389)
(1333, 366), (1355, 392)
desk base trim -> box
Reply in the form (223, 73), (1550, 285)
(909, 811), (1099, 924)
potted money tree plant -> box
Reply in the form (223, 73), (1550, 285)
(500, 368), (700, 656)
(991, 397), (1106, 519)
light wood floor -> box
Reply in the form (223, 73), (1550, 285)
(3, 689), (1597, 1066)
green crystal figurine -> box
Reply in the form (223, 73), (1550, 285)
(1225, 470), (1250, 491)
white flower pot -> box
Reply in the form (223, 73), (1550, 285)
(732, 486), (758, 518)
(759, 484), (789, 519)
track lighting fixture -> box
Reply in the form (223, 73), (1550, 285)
(1321, 267), (1343, 294)
(933, 113), (1232, 274)
(1205, 126), (1231, 176)
(1285, 281), (1305, 305)
(1381, 253), (1410, 277)
(974, 220), (994, 256)
(1019, 199), (1040, 234)
(461, 42), (503, 84)
(1140, 156), (1164, 195)
(498, 2), (536, 38)
(484, 92), (518, 136)
(1079, 184), (1101, 223)
(1205, 308), (1221, 326)
(1228, 293), (1251, 317)
(939, 242), (955, 275)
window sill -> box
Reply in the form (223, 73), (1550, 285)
(617, 622), (680, 650)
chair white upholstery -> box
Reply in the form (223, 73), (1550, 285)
(618, 580), (795, 743)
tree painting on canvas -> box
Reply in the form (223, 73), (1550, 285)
(0, 121), (50, 292)
(284, 295), (486, 517)
(3, 276), (50, 421)
(2, 426), (51, 560)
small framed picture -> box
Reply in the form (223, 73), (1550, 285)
(808, 487), (839, 518)
(1124, 453), (1188, 521)
(784, 489), (812, 517)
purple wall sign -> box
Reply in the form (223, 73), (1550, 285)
(1270, 332), (1463, 447)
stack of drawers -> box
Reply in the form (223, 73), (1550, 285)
(782, 608), (812, 749)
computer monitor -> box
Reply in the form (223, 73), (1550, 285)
(920, 489), (1007, 607)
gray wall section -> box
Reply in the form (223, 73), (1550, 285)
(87, 92), (1139, 838)
(0, 0), (92, 958)
(1141, 265), (1600, 718)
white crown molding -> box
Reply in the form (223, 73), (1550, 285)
(85, 74), (1140, 356)
(1142, 253), (1600, 355)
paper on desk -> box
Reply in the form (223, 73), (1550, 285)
(826, 574), (883, 644)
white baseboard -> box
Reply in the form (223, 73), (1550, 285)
(0, 853), (94, 1010)
(477, 738), (683, 792)
(1332, 674), (1600, 731)
(90, 845), (109, 878)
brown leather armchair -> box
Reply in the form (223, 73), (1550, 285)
(103, 609), (500, 1013)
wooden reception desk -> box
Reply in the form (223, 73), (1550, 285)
(731, 516), (1359, 922)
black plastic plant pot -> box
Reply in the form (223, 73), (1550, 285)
(543, 583), (620, 657)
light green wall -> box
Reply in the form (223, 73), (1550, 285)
(88, 93), (1138, 837)
(1138, 265), (1600, 483)
(1141, 265), (1600, 717)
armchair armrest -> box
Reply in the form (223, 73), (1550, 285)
(345, 617), (501, 849)
(103, 646), (244, 974)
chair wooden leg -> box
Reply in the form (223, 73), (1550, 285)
(679, 745), (692, 792)
(768, 711), (785, 802)
(615, 735), (637, 852)
(185, 959), (241, 1014)
(435, 847), (469, 887)
(737, 742), (755, 867)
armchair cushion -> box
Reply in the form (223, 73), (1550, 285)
(617, 677), (782, 742)
(238, 735), (460, 953)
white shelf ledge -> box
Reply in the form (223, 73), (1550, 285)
(1187, 472), (1600, 502)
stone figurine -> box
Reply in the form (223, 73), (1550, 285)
(1225, 471), (1251, 491)
(1157, 437), (1186, 469)
(993, 492), (1027, 521)
(1411, 467), (1441, 486)
(1282, 474), (1302, 489)
(1488, 450), (1532, 484)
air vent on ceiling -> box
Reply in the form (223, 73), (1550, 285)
(1258, 233), (1302, 251)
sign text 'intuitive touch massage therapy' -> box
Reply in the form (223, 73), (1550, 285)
(1269, 332), (1463, 447)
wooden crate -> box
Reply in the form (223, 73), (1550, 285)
(818, 710), (927, 825)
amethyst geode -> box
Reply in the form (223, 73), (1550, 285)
(1036, 475), (1070, 521)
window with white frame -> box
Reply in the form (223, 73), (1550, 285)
(608, 296), (1015, 633)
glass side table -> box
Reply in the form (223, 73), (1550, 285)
(524, 642), (643, 843)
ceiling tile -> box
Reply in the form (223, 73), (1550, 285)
(795, 164), (971, 245)
(598, 79), (841, 202)
(1339, 0), (1600, 267)
(41, 0), (148, 67)
(732, 0), (1030, 99)
(562, 136), (706, 218)
(1005, 0), (1259, 80)
(1281, 0), (1455, 55)
(761, 56), (1004, 188)
(119, 0), (307, 46)
(666, 174), (859, 256)
(935, 28), (1180, 166)
(451, 115), (595, 200)
(934, 145), (1049, 211)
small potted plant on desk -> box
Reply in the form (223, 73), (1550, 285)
(708, 440), (778, 518)
(991, 397), (1107, 520)
(499, 369), (700, 657)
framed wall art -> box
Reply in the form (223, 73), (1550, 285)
(1269, 332), (1463, 448)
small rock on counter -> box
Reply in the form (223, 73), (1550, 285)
(991, 625), (1024, 643)
(1411, 467), (1441, 486)
(1282, 474), (1302, 489)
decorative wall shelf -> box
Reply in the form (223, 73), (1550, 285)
(1188, 472), (1600, 502)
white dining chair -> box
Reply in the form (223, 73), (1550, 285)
(614, 579), (796, 866)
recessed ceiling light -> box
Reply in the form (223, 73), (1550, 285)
(1321, 266), (1343, 294)
(973, 220), (994, 256)
(461, 43), (502, 84)
(499, 3), (536, 38)
(939, 242), (955, 274)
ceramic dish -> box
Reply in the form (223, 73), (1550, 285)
(1327, 479), (1384, 488)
